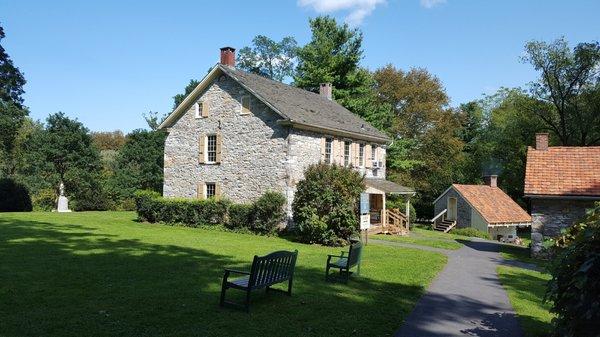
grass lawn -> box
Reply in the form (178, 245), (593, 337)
(0, 212), (446, 337)
(497, 266), (555, 337)
(373, 228), (470, 250)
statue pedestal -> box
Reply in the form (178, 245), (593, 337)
(57, 195), (72, 212)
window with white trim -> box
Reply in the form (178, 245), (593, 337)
(194, 103), (201, 118)
(205, 183), (216, 198)
(240, 96), (251, 115)
(344, 141), (351, 166)
(371, 144), (377, 162)
(359, 143), (365, 167)
(325, 138), (333, 163)
(206, 135), (217, 163)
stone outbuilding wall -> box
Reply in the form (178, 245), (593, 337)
(530, 198), (595, 237)
(433, 188), (472, 228)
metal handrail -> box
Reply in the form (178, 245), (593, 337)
(431, 209), (447, 223)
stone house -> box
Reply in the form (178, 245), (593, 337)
(524, 133), (600, 237)
(433, 175), (532, 240)
(158, 47), (415, 227)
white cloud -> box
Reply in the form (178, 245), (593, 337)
(298, 0), (386, 26)
(420, 0), (446, 9)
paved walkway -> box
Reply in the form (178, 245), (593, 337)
(373, 238), (525, 337)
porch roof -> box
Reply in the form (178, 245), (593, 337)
(364, 178), (415, 195)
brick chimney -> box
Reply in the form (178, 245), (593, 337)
(483, 175), (498, 187)
(319, 83), (332, 100)
(535, 133), (549, 151)
(220, 47), (235, 67)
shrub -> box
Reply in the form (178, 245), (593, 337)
(292, 163), (364, 246)
(32, 188), (56, 211)
(251, 191), (286, 235)
(227, 204), (253, 230)
(546, 203), (600, 337)
(134, 190), (283, 234)
(0, 178), (32, 212)
(450, 227), (492, 240)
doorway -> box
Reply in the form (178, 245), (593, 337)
(447, 197), (457, 221)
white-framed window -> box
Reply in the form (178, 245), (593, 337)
(371, 144), (377, 162)
(240, 96), (251, 115)
(325, 138), (333, 163)
(205, 182), (216, 198)
(359, 143), (365, 167)
(194, 102), (201, 118)
(206, 135), (217, 163)
(344, 141), (351, 166)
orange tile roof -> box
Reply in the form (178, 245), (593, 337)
(453, 184), (532, 224)
(525, 146), (600, 196)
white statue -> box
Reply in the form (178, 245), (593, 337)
(57, 181), (71, 212)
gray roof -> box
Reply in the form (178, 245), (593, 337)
(365, 178), (415, 194)
(219, 65), (390, 142)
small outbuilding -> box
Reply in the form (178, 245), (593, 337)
(433, 175), (532, 241)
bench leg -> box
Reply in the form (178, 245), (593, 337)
(244, 289), (251, 313)
(219, 284), (227, 307)
(287, 278), (293, 296)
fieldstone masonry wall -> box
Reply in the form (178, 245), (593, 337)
(531, 198), (594, 237)
(433, 188), (473, 228)
(163, 76), (289, 203)
(163, 74), (388, 224)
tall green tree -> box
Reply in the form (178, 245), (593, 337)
(40, 112), (104, 210)
(107, 129), (166, 202)
(522, 38), (600, 145)
(238, 35), (297, 82)
(0, 23), (26, 107)
(0, 100), (28, 175)
(294, 16), (390, 128)
(373, 65), (464, 213)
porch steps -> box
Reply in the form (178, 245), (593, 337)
(434, 220), (456, 233)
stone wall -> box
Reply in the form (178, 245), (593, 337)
(163, 73), (388, 224)
(531, 198), (595, 237)
(163, 75), (289, 203)
(433, 188), (472, 228)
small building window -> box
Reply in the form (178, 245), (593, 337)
(207, 135), (217, 163)
(359, 143), (365, 167)
(194, 103), (201, 118)
(325, 138), (333, 163)
(344, 141), (351, 166)
(240, 96), (251, 115)
(205, 182), (216, 198)
(371, 144), (377, 162)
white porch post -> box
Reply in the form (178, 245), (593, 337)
(382, 193), (387, 227)
(405, 196), (411, 231)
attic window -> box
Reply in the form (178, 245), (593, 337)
(240, 96), (251, 115)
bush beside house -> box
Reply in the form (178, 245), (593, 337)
(134, 190), (286, 235)
(292, 163), (365, 246)
(546, 202), (600, 337)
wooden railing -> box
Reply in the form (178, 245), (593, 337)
(431, 209), (447, 230)
(386, 208), (408, 231)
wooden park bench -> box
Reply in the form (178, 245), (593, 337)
(325, 240), (363, 283)
(220, 250), (298, 312)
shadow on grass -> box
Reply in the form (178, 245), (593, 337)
(0, 217), (430, 337)
(497, 267), (554, 337)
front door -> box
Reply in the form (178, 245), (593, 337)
(447, 197), (457, 221)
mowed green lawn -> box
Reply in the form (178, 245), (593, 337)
(0, 212), (446, 337)
(497, 266), (555, 337)
(373, 228), (465, 250)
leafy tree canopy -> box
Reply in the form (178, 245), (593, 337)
(522, 38), (600, 145)
(0, 23), (26, 106)
(172, 79), (200, 109)
(238, 35), (297, 82)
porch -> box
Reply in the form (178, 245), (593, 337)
(361, 178), (415, 235)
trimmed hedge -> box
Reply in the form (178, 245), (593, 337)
(134, 190), (286, 235)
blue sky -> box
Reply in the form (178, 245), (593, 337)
(1, 0), (599, 132)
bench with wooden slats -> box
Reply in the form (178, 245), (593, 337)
(219, 250), (298, 312)
(325, 241), (362, 283)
